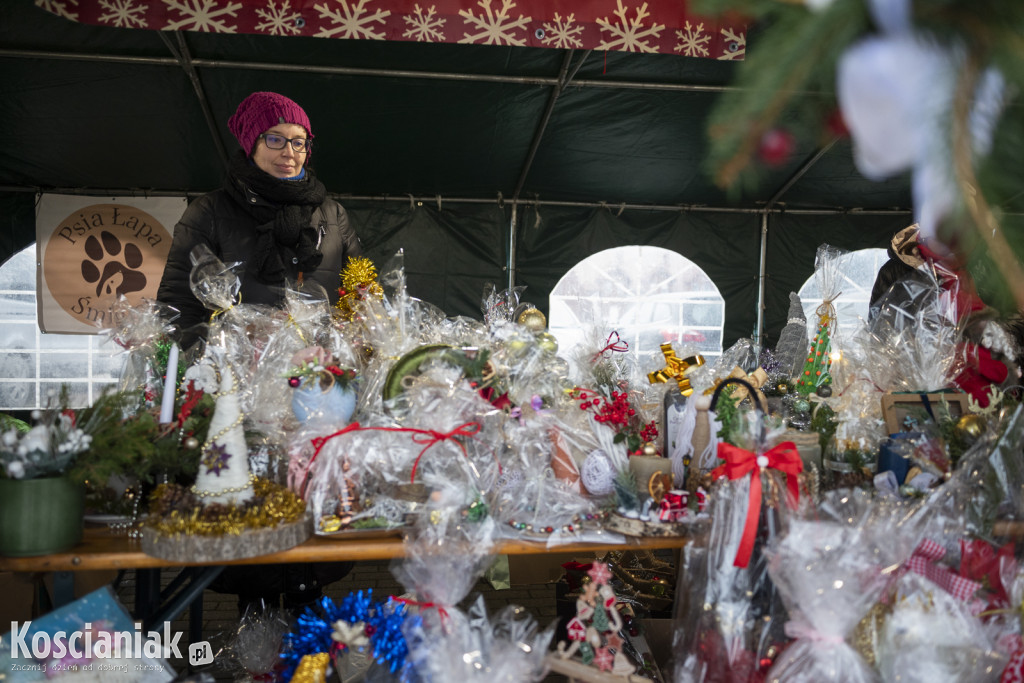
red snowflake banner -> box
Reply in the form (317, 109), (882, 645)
(37, 0), (746, 60)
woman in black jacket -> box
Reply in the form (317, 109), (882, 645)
(157, 91), (359, 613)
(157, 90), (362, 349)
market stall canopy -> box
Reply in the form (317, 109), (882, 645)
(0, 1), (912, 347)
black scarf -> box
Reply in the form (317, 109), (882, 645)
(226, 151), (327, 284)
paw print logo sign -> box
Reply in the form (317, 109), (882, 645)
(36, 195), (185, 333)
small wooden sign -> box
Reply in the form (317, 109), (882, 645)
(880, 392), (970, 435)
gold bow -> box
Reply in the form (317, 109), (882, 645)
(647, 343), (705, 396)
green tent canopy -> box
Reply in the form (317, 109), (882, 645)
(0, 2), (912, 348)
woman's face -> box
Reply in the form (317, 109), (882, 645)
(252, 123), (310, 178)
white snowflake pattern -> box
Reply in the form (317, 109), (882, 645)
(718, 27), (746, 60)
(255, 0), (302, 35)
(98, 0), (146, 27)
(163, 0), (241, 32)
(402, 4), (446, 42)
(34, 0), (79, 21)
(313, 0), (390, 40)
(540, 12), (583, 49)
(458, 0), (531, 46)
(595, 1), (664, 53)
(674, 21), (709, 57)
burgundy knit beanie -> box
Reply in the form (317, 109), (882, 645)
(227, 91), (313, 156)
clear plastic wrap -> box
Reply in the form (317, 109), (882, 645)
(296, 366), (505, 533)
(186, 244), (278, 411)
(393, 485), (555, 683)
(98, 295), (181, 406)
(221, 603), (291, 682)
(480, 283), (525, 326)
(878, 570), (1008, 682)
(248, 283), (361, 443)
(349, 251), (448, 417)
(867, 264), (964, 393)
(402, 596), (554, 683)
(673, 378), (804, 683)
(763, 489), (924, 683)
(796, 245), (850, 396)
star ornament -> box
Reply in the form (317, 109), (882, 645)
(201, 442), (230, 476)
(587, 562), (612, 586)
(593, 647), (614, 672)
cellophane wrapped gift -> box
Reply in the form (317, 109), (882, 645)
(348, 250), (448, 416)
(98, 295), (181, 409)
(826, 323), (887, 459)
(867, 263), (965, 394)
(673, 379), (805, 683)
(402, 594), (554, 683)
(763, 489), (924, 683)
(185, 243), (281, 417)
(221, 603), (290, 683)
(392, 485), (554, 682)
(878, 568), (1007, 682)
(796, 245), (849, 396)
(480, 283), (525, 326)
(247, 283), (362, 444)
(295, 362), (506, 533)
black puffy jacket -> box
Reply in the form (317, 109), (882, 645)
(157, 178), (361, 346)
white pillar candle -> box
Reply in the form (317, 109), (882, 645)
(159, 343), (180, 424)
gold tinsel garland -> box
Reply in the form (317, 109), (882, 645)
(145, 477), (305, 536)
(334, 257), (384, 322)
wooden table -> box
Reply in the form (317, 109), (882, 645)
(0, 526), (692, 636)
(0, 526), (692, 572)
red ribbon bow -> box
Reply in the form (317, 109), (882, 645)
(903, 539), (983, 607)
(591, 330), (629, 361)
(390, 596), (451, 631)
(304, 421), (489, 495)
(407, 422), (481, 482)
(711, 441), (802, 568)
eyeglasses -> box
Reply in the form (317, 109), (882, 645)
(258, 133), (312, 153)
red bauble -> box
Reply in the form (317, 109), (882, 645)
(757, 128), (795, 167)
(825, 108), (849, 138)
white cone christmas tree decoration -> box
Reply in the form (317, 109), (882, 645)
(192, 352), (254, 504)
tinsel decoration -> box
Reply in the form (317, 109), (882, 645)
(145, 477), (305, 536)
(153, 335), (185, 385)
(280, 590), (408, 681)
(334, 257), (384, 322)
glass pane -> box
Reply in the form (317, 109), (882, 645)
(39, 353), (89, 379)
(39, 382), (89, 408)
(40, 331), (96, 350)
(91, 380), (119, 398)
(93, 353), (126, 377)
(0, 294), (37, 321)
(550, 246), (725, 365)
(0, 247), (36, 291)
(0, 323), (36, 350)
(0, 382), (36, 409)
(0, 353), (35, 379)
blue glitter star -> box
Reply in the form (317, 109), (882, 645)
(201, 442), (230, 476)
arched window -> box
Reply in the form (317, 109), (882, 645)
(0, 245), (119, 410)
(797, 247), (888, 339)
(549, 246), (725, 365)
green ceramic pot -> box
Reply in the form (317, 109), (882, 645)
(0, 476), (84, 556)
